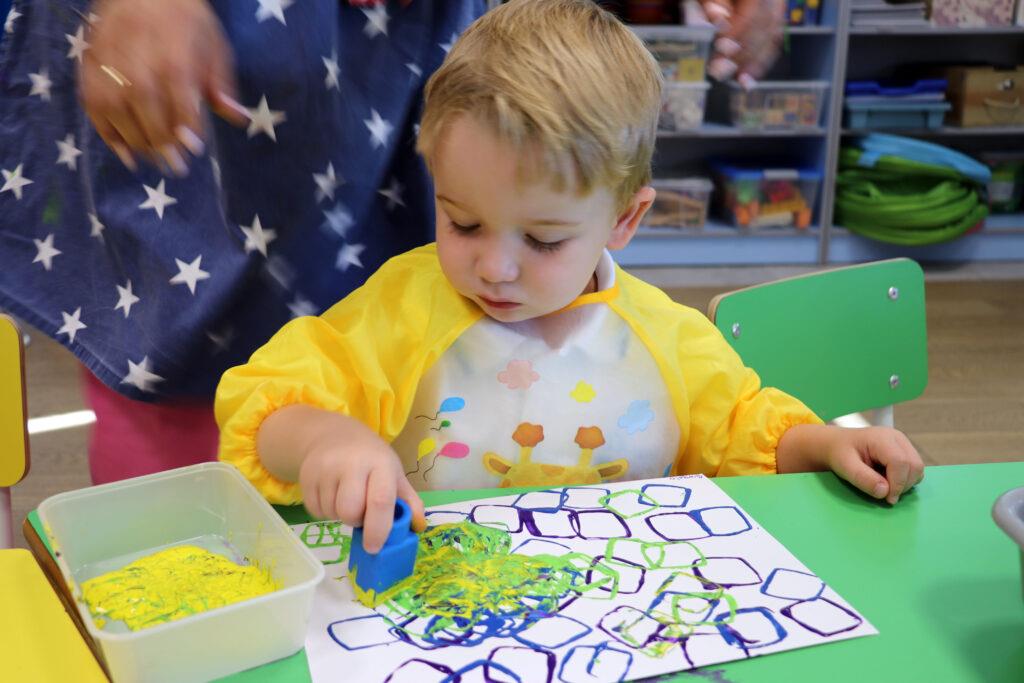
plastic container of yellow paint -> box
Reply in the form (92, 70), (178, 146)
(38, 462), (324, 683)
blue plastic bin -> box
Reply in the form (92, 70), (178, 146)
(844, 101), (951, 130)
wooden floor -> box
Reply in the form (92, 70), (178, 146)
(9, 279), (1024, 549)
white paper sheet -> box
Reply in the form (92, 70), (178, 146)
(292, 475), (876, 682)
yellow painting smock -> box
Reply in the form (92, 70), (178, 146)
(81, 544), (279, 631)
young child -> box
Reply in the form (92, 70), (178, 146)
(215, 0), (924, 554)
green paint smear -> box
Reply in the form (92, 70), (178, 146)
(299, 521), (351, 565)
(372, 522), (613, 636)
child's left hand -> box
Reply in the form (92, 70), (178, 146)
(822, 426), (925, 505)
(778, 424), (925, 505)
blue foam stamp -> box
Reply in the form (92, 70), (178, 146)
(349, 499), (419, 605)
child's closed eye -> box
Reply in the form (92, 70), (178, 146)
(449, 220), (480, 234)
(525, 235), (565, 253)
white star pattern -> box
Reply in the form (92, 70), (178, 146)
(114, 281), (140, 318)
(313, 162), (341, 203)
(5, 7), (21, 34)
(264, 255), (296, 289)
(32, 234), (62, 271)
(321, 203), (354, 239)
(336, 242), (365, 272)
(207, 326), (235, 352)
(406, 62), (423, 77)
(57, 307), (87, 344)
(89, 213), (105, 239)
(378, 178), (406, 210)
(287, 294), (318, 319)
(255, 0), (293, 25)
(139, 179), (177, 219)
(440, 33), (459, 54)
(56, 134), (82, 171)
(364, 109), (393, 149)
(169, 255), (210, 295)
(65, 25), (90, 62)
(246, 95), (286, 142)
(29, 68), (52, 101)
(122, 356), (164, 393)
(210, 157), (222, 187)
(323, 52), (340, 91)
(240, 215), (277, 256)
(362, 5), (389, 38)
(1, 164), (33, 200)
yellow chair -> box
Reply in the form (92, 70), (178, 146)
(0, 314), (29, 548)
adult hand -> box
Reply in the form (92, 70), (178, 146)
(700, 0), (786, 85)
(79, 0), (247, 174)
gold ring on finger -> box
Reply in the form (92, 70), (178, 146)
(99, 64), (132, 88)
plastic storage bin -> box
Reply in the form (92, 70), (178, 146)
(659, 81), (710, 131)
(727, 81), (828, 130)
(639, 26), (715, 82)
(712, 164), (821, 229)
(38, 462), (325, 683)
(844, 100), (951, 130)
(786, 0), (821, 25)
(647, 178), (713, 229)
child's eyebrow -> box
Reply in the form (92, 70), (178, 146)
(525, 218), (580, 227)
(436, 194), (467, 210)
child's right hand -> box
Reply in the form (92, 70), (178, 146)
(298, 430), (426, 553)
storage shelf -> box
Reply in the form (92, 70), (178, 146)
(637, 221), (818, 238)
(849, 26), (1024, 36)
(786, 25), (835, 35)
(985, 214), (1024, 233)
(828, 225), (1024, 262)
(660, 123), (828, 138)
(842, 126), (1024, 137)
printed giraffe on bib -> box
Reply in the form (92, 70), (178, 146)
(483, 422), (629, 487)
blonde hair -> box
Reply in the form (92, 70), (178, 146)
(417, 0), (663, 210)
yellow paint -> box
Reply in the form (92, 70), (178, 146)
(0, 549), (106, 681)
(569, 380), (596, 403)
(348, 565), (405, 608)
(0, 315), (27, 487)
(81, 545), (279, 631)
(417, 437), (436, 461)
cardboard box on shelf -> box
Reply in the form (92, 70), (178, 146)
(944, 66), (1024, 127)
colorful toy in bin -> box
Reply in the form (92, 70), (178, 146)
(786, 0), (820, 26)
(349, 499), (419, 607)
(713, 164), (821, 229)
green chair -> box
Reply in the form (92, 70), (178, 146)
(707, 258), (928, 427)
(0, 314), (29, 548)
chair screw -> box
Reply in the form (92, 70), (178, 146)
(731, 322), (741, 339)
(890, 374), (901, 389)
(888, 286), (899, 300)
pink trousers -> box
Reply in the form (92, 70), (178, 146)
(82, 367), (219, 484)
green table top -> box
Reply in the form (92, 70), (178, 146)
(30, 462), (1024, 682)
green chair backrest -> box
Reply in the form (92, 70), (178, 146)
(707, 259), (928, 422)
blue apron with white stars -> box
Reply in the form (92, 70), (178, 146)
(0, 0), (483, 399)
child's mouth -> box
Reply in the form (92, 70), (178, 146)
(479, 296), (521, 310)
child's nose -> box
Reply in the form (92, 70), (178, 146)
(476, 245), (518, 284)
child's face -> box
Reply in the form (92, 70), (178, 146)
(432, 115), (652, 323)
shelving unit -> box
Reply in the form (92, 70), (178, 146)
(614, 0), (1024, 266)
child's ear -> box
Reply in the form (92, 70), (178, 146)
(607, 186), (655, 250)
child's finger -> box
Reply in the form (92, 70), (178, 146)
(397, 476), (427, 533)
(833, 451), (889, 500)
(333, 471), (366, 527)
(361, 466), (398, 554)
(885, 459), (911, 505)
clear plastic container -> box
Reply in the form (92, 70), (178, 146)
(712, 164), (821, 229)
(38, 462), (325, 683)
(647, 178), (714, 229)
(659, 81), (710, 131)
(728, 81), (829, 130)
(638, 26), (715, 82)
